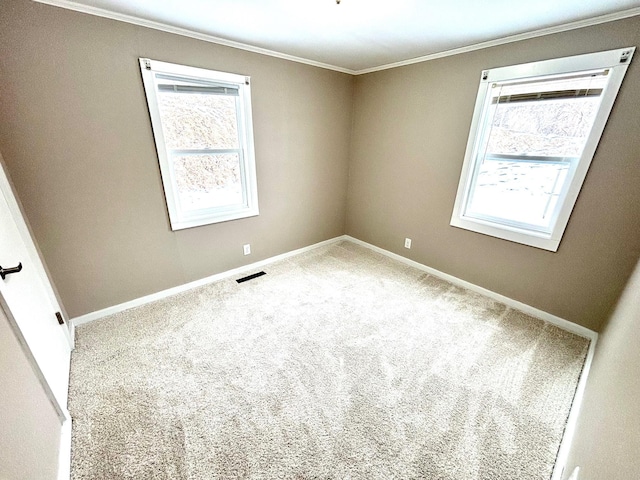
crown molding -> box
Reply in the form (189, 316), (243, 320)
(356, 7), (640, 75)
(33, 0), (640, 76)
(32, 0), (356, 74)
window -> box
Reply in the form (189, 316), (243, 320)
(451, 47), (635, 251)
(139, 58), (259, 230)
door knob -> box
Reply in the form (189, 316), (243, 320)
(0, 262), (22, 280)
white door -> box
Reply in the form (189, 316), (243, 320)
(0, 157), (72, 415)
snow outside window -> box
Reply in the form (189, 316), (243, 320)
(451, 47), (635, 251)
(139, 58), (259, 230)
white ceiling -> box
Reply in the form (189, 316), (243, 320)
(37, 0), (640, 73)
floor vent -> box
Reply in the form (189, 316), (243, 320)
(236, 271), (267, 283)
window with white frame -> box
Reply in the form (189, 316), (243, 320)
(451, 47), (634, 251)
(139, 58), (259, 230)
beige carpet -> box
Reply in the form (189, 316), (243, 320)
(69, 240), (589, 479)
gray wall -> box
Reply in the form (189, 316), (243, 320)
(563, 257), (640, 479)
(347, 17), (640, 332)
(0, 306), (61, 479)
(0, 0), (354, 318)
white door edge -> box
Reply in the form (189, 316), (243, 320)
(0, 158), (73, 349)
(57, 415), (73, 480)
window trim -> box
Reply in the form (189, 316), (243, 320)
(139, 58), (259, 231)
(450, 47), (635, 251)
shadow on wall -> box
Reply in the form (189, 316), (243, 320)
(564, 256), (640, 480)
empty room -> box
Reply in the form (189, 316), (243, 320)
(1, 0), (640, 479)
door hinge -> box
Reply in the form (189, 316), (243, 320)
(55, 312), (64, 325)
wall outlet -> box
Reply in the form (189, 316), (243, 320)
(404, 238), (412, 249)
(243, 244), (251, 255)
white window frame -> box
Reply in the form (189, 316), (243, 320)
(450, 47), (635, 251)
(139, 58), (259, 230)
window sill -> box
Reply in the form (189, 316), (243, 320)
(170, 207), (259, 231)
(450, 215), (560, 252)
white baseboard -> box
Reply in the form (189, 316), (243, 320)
(344, 235), (598, 341)
(550, 339), (595, 480)
(71, 236), (348, 326)
(73, 234), (598, 342)
(57, 414), (72, 480)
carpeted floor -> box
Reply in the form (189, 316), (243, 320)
(69, 240), (589, 479)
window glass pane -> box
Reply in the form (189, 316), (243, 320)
(466, 159), (571, 230)
(173, 153), (243, 212)
(486, 88), (603, 158)
(464, 74), (607, 231)
(157, 91), (239, 150)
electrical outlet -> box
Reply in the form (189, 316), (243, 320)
(404, 238), (412, 249)
(243, 244), (251, 255)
